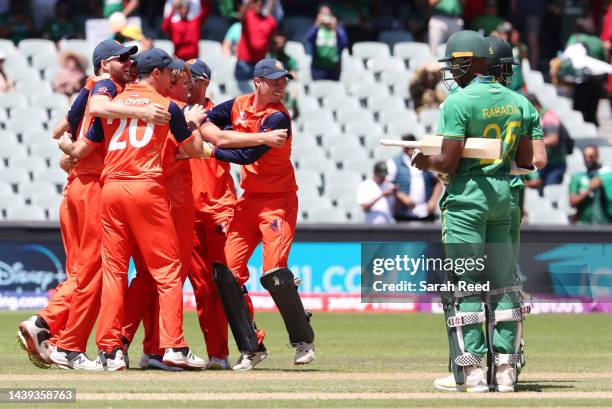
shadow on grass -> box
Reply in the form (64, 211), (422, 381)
(516, 380), (575, 392)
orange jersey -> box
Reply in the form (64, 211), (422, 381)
(68, 77), (122, 181)
(86, 82), (194, 183)
(190, 98), (236, 218)
(161, 98), (192, 206)
(207, 94), (297, 194)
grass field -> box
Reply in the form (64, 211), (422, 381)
(1, 311), (612, 408)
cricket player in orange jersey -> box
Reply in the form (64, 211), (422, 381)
(57, 48), (209, 371)
(18, 40), (170, 371)
(200, 58), (315, 371)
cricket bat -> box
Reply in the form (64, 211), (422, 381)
(380, 135), (501, 160)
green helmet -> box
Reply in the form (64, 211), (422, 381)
(485, 36), (518, 79)
(439, 30), (492, 62)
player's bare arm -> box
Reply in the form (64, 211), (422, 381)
(52, 117), (69, 140)
(532, 139), (547, 169)
(59, 153), (76, 174)
(412, 139), (464, 174)
(88, 95), (171, 125)
(57, 132), (96, 160)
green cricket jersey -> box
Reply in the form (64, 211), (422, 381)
(442, 76), (526, 177)
(509, 92), (543, 190)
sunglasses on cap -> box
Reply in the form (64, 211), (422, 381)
(105, 53), (132, 63)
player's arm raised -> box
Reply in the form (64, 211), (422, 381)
(198, 99), (288, 148)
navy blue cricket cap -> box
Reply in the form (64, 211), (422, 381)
(186, 58), (212, 80)
(136, 48), (185, 74)
(92, 39), (138, 69)
(253, 58), (294, 80)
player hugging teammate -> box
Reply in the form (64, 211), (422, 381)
(17, 39), (315, 372)
(412, 30), (545, 393)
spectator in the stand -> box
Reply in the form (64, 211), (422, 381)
(52, 51), (87, 97)
(0, 53), (15, 94)
(566, 18), (607, 126)
(222, 20), (242, 57)
(569, 145), (612, 224)
(162, 0), (211, 61)
(306, 4), (348, 81)
(469, 0), (506, 36)
(601, 3), (612, 112)
(386, 135), (443, 222)
(7, 0), (34, 44)
(409, 63), (445, 113)
(427, 0), (464, 54)
(235, 0), (277, 80)
(357, 162), (396, 225)
(525, 94), (567, 194)
(103, 0), (139, 18)
(268, 33), (297, 79)
(43, 0), (78, 43)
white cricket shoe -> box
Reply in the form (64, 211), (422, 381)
(139, 353), (183, 371)
(232, 348), (268, 371)
(50, 348), (104, 371)
(162, 348), (205, 369)
(293, 342), (315, 365)
(17, 316), (51, 366)
(206, 356), (230, 370)
(495, 364), (517, 392)
(102, 348), (127, 371)
(434, 366), (489, 392)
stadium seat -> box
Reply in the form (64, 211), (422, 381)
(418, 108), (440, 133)
(0, 168), (30, 185)
(298, 108), (334, 125)
(9, 157), (48, 173)
(350, 81), (390, 101)
(33, 93), (70, 111)
(30, 142), (60, 160)
(325, 180), (362, 203)
(297, 95), (319, 112)
(298, 156), (337, 176)
(0, 39), (16, 55)
(295, 169), (322, 190)
(15, 80), (53, 96)
(47, 205), (60, 221)
(4, 54), (29, 76)
(386, 119), (425, 139)
(6, 205), (47, 221)
(352, 42), (391, 62)
(323, 95), (360, 114)
(0, 192), (24, 210)
(340, 67), (375, 90)
(379, 70), (414, 96)
(291, 144), (326, 163)
(41, 66), (59, 82)
(30, 193), (62, 209)
(367, 56), (406, 76)
(328, 145), (369, 164)
(33, 168), (66, 185)
(6, 118), (46, 136)
(302, 119), (340, 137)
(285, 41), (307, 64)
(379, 30), (414, 46)
(379, 108), (418, 128)
(436, 43), (447, 59)
(343, 121), (383, 139)
(153, 39), (174, 56)
(0, 130), (18, 144)
(528, 208), (569, 225)
(368, 96), (406, 116)
(59, 39), (92, 60)
(18, 39), (57, 61)
(308, 80), (347, 99)
(11, 106), (48, 123)
(306, 205), (348, 223)
(0, 93), (29, 114)
(0, 143), (28, 160)
(372, 145), (402, 161)
(9, 67), (43, 84)
(0, 182), (14, 195)
(292, 132), (320, 151)
(342, 156), (374, 176)
(336, 108), (373, 125)
(321, 132), (361, 151)
(198, 40), (223, 58)
(544, 184), (569, 209)
(21, 182), (58, 199)
(299, 193), (331, 216)
(393, 42), (433, 69)
(30, 53), (60, 71)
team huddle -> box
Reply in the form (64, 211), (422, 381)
(16, 39), (315, 372)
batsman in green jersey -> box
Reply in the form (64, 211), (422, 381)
(412, 30), (533, 393)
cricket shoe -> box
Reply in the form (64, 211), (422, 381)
(17, 315), (51, 367)
(293, 342), (315, 365)
(494, 364), (517, 393)
(434, 366), (489, 393)
(162, 348), (205, 369)
(232, 344), (268, 371)
(100, 348), (127, 371)
(139, 353), (183, 371)
(205, 356), (230, 370)
(50, 348), (104, 371)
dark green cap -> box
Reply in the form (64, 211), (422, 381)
(485, 36), (518, 66)
(439, 30), (493, 62)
